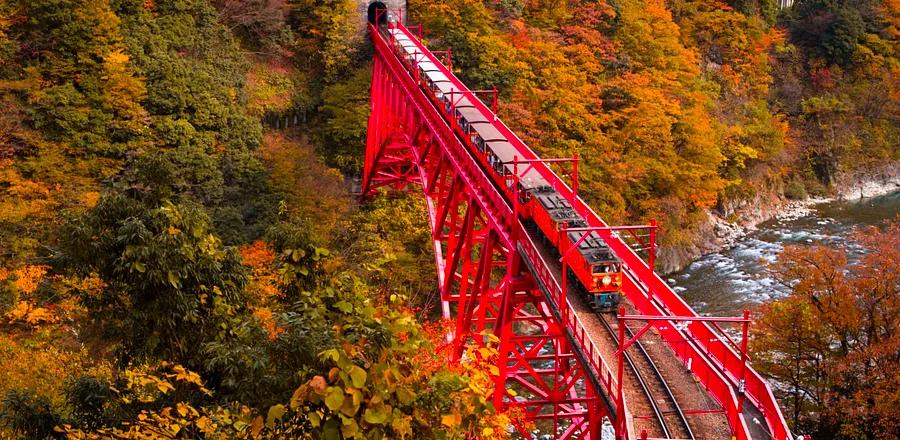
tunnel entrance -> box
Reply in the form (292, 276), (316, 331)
(367, 2), (387, 25)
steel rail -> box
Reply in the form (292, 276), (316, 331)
(597, 314), (671, 439)
(620, 317), (695, 440)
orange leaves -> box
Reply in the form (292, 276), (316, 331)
(757, 220), (900, 435)
(253, 307), (285, 341)
(241, 241), (286, 339)
(12, 264), (47, 294)
(241, 240), (276, 269)
(240, 240), (282, 305)
(81, 190), (100, 208)
(0, 160), (54, 224)
(6, 301), (57, 326)
(2, 265), (59, 327)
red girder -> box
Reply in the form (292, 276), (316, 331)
(363, 22), (611, 439)
(362, 18), (792, 440)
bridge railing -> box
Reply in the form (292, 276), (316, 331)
(519, 229), (633, 440)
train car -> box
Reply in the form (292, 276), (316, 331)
(563, 230), (622, 311)
(386, 24), (624, 312)
(439, 90), (468, 112)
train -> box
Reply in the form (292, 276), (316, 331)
(385, 26), (624, 312)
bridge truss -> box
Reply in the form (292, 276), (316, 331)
(361, 15), (792, 440)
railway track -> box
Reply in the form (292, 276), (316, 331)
(596, 311), (694, 440)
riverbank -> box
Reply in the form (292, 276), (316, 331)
(676, 189), (900, 315)
(657, 165), (900, 274)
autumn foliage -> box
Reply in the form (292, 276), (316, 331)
(0, 0), (897, 437)
(754, 220), (900, 438)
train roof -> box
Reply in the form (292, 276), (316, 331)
(484, 139), (518, 163)
(455, 107), (489, 124)
(512, 167), (550, 190)
(472, 122), (504, 142)
(435, 81), (462, 95)
(423, 71), (450, 83)
(443, 94), (471, 108)
(417, 61), (440, 71)
(567, 231), (619, 264)
(536, 191), (572, 211)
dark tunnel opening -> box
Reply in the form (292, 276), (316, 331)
(367, 2), (387, 25)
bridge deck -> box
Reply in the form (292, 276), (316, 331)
(524, 225), (733, 439)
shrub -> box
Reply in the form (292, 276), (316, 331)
(784, 180), (808, 200)
(0, 390), (63, 439)
(65, 377), (113, 430)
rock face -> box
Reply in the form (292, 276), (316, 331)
(356, 0), (407, 34)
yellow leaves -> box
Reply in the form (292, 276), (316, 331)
(195, 415), (214, 433)
(175, 402), (199, 418)
(0, 161), (54, 224)
(6, 301), (57, 326)
(265, 404), (286, 427)
(165, 363), (212, 396)
(441, 412), (462, 428)
(103, 49), (131, 69)
(390, 414), (412, 438)
(81, 191), (100, 208)
(100, 48), (148, 134)
(6, 301), (31, 322)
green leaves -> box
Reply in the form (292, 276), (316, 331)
(324, 387), (344, 411)
(61, 196), (249, 365)
(348, 365), (367, 388)
(265, 404), (286, 427)
(362, 403), (392, 425)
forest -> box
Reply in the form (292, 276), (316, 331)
(0, 0), (897, 438)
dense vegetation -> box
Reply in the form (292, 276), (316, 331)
(0, 0), (896, 437)
(753, 220), (900, 439)
(0, 0), (498, 437)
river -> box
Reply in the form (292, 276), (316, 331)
(672, 191), (900, 316)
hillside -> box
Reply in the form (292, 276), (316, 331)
(0, 0), (897, 438)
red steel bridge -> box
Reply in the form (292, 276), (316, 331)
(361, 9), (793, 440)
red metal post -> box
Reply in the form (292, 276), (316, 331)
(737, 308), (751, 412)
(561, 233), (568, 323)
(512, 156), (519, 243)
(492, 85), (498, 115)
(649, 218), (657, 269)
(572, 152), (579, 204)
(616, 306), (626, 438)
